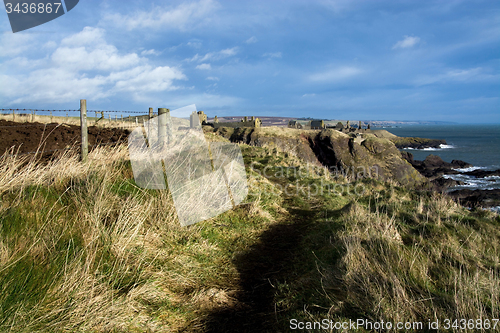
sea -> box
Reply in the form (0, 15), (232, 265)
(377, 124), (500, 192)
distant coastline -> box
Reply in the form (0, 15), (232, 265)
(207, 116), (458, 128)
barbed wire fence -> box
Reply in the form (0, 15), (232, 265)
(0, 107), (154, 127)
(0, 102), (161, 161)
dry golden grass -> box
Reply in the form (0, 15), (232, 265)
(0, 139), (285, 332)
(321, 195), (500, 331)
(1, 133), (498, 332)
(0, 144), (128, 194)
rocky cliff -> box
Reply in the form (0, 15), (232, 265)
(390, 137), (446, 149)
(207, 126), (426, 186)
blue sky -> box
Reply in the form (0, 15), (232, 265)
(0, 0), (498, 122)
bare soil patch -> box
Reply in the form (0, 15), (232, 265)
(0, 119), (131, 158)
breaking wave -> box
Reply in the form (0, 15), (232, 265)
(404, 144), (455, 151)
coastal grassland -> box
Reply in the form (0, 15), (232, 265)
(0, 143), (285, 332)
(0, 140), (499, 332)
(272, 187), (500, 332)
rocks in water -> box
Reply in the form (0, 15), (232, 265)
(401, 151), (500, 209)
(402, 153), (471, 179)
(432, 177), (464, 188)
(390, 137), (446, 149)
(462, 169), (500, 178)
(448, 189), (500, 209)
(450, 160), (470, 168)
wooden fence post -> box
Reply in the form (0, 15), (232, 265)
(12, 110), (15, 121)
(80, 100), (88, 163)
(158, 108), (168, 146)
(50, 111), (53, 123)
(147, 108), (153, 138)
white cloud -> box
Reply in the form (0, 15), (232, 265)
(51, 46), (139, 71)
(165, 93), (243, 109)
(43, 41), (58, 49)
(1, 56), (45, 70)
(414, 67), (498, 85)
(220, 48), (238, 57)
(102, 0), (219, 32)
(206, 76), (219, 81)
(141, 49), (160, 56)
(302, 93), (316, 97)
(170, 104), (197, 118)
(392, 36), (421, 49)
(263, 52), (282, 59)
(0, 32), (36, 57)
(51, 27), (141, 72)
(245, 36), (258, 44)
(113, 65), (186, 92)
(196, 63), (212, 70)
(0, 27), (187, 105)
(7, 67), (111, 104)
(187, 47), (238, 62)
(309, 66), (362, 82)
(60, 26), (107, 47)
(187, 40), (202, 48)
(318, 0), (353, 13)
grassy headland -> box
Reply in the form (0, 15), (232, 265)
(0, 130), (498, 332)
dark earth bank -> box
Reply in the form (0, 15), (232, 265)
(0, 119), (131, 161)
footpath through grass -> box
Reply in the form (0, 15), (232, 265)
(0, 143), (499, 332)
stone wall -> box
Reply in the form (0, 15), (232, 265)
(212, 116), (262, 129)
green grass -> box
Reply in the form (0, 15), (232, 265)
(0, 141), (498, 332)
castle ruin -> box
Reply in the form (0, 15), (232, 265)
(210, 116), (262, 129)
(287, 119), (325, 130)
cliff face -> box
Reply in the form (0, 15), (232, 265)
(310, 129), (425, 185)
(390, 137), (446, 149)
(209, 126), (426, 186)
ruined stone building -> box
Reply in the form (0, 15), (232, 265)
(310, 120), (325, 129)
(288, 119), (325, 130)
(287, 120), (303, 129)
(211, 116), (262, 129)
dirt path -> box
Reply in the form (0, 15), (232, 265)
(198, 197), (318, 333)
